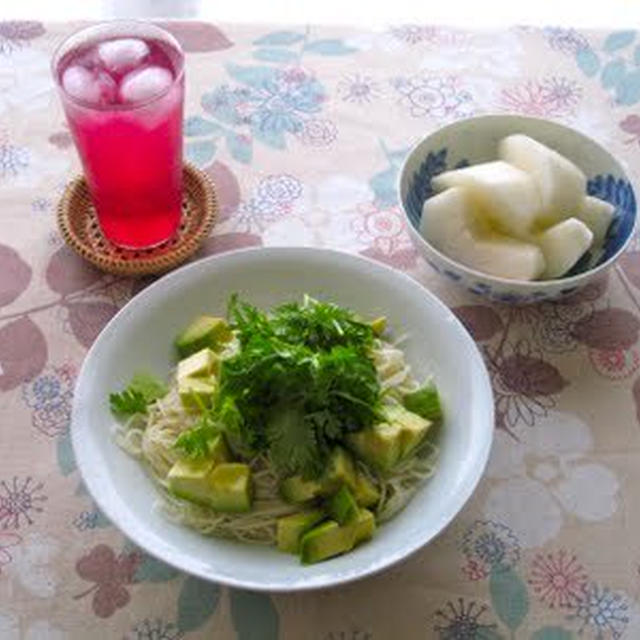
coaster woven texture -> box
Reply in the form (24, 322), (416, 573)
(57, 163), (217, 276)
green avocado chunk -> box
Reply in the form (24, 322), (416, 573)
(177, 348), (220, 381)
(280, 448), (359, 504)
(347, 405), (431, 471)
(206, 434), (231, 465)
(299, 508), (376, 564)
(207, 463), (253, 512)
(175, 315), (233, 358)
(280, 475), (323, 504)
(328, 485), (359, 525)
(167, 458), (216, 506)
(350, 507), (376, 545)
(167, 460), (252, 512)
(299, 520), (352, 564)
(322, 447), (358, 495)
(347, 421), (403, 471)
(352, 471), (380, 508)
(384, 404), (432, 458)
(277, 509), (326, 553)
(178, 376), (217, 411)
(370, 316), (387, 336)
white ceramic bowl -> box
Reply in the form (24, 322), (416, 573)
(399, 115), (637, 304)
(72, 247), (493, 591)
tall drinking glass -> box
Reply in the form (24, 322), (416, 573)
(52, 22), (185, 249)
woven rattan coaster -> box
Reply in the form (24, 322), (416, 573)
(57, 163), (217, 276)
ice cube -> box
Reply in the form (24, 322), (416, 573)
(62, 65), (117, 105)
(119, 66), (173, 104)
(97, 38), (149, 74)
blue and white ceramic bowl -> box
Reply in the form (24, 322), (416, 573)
(399, 115), (637, 304)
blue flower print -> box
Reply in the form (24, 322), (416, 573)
(544, 27), (589, 56)
(22, 363), (75, 437)
(24, 375), (62, 410)
(460, 520), (521, 575)
(568, 583), (629, 639)
(201, 64), (325, 150)
(0, 141), (29, 178)
(201, 85), (254, 126)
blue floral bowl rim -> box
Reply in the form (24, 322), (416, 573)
(398, 113), (639, 289)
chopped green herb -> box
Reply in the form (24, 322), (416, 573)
(402, 383), (442, 422)
(216, 296), (382, 478)
(266, 404), (319, 477)
(109, 372), (168, 417)
(129, 372), (169, 402)
(109, 389), (147, 416)
(228, 294), (375, 353)
(270, 295), (375, 352)
(174, 417), (218, 458)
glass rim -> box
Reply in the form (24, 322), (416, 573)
(51, 20), (185, 112)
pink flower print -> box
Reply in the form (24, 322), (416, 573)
(529, 550), (588, 609)
(354, 203), (418, 269)
(337, 73), (382, 104)
(389, 24), (438, 45)
(541, 77), (583, 112)
(589, 347), (640, 380)
(461, 558), (490, 581)
(392, 74), (473, 119)
(620, 115), (640, 146)
(282, 66), (308, 85)
(501, 77), (582, 117)
(352, 204), (409, 255)
(0, 21), (45, 55)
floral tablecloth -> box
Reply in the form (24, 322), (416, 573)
(2, 18), (640, 640)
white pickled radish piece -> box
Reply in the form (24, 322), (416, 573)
(458, 232), (546, 281)
(420, 187), (475, 247)
(499, 134), (586, 226)
(431, 161), (541, 238)
(536, 217), (594, 279)
(577, 196), (615, 246)
(420, 187), (546, 281)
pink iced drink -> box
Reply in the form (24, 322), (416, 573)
(56, 33), (184, 249)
